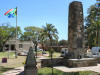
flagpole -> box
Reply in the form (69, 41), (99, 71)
(15, 7), (18, 58)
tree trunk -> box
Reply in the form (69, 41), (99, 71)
(35, 41), (38, 58)
(42, 43), (45, 51)
(49, 37), (54, 75)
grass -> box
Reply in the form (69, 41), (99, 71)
(45, 51), (61, 58)
(66, 71), (93, 75)
(0, 52), (98, 75)
(0, 56), (26, 74)
(53, 52), (61, 58)
(38, 67), (66, 75)
(38, 67), (98, 75)
(0, 51), (15, 58)
(0, 67), (14, 74)
(34, 50), (61, 58)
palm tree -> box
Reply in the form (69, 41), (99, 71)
(43, 24), (58, 46)
(42, 23), (58, 75)
(39, 31), (47, 52)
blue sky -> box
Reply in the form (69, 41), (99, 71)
(0, 0), (96, 40)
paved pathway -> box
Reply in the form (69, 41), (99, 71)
(1, 56), (46, 75)
(1, 67), (24, 75)
(54, 64), (100, 73)
(2, 64), (100, 75)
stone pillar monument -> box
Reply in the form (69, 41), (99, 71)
(24, 47), (37, 75)
(68, 1), (84, 59)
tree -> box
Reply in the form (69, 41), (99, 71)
(58, 40), (68, 47)
(20, 26), (42, 57)
(0, 23), (22, 52)
(42, 23), (58, 54)
(39, 31), (47, 51)
(20, 26), (42, 41)
(42, 23), (58, 75)
(42, 24), (58, 46)
(85, 1), (100, 47)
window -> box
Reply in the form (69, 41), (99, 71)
(19, 44), (23, 48)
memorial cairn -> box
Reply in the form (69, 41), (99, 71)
(68, 1), (84, 59)
(66, 1), (98, 67)
(24, 47), (37, 75)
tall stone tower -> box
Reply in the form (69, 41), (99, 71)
(68, 1), (84, 59)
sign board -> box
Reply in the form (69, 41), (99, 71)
(2, 58), (7, 63)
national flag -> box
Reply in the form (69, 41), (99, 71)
(4, 8), (17, 18)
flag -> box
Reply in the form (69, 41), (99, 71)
(4, 8), (17, 18)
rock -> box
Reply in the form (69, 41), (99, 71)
(24, 47), (37, 75)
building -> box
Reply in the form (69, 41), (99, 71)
(4, 38), (34, 52)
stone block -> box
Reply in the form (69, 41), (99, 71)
(24, 47), (37, 75)
(66, 58), (97, 68)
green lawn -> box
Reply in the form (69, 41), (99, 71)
(38, 67), (97, 75)
(45, 51), (61, 58)
(53, 52), (61, 58)
(38, 67), (66, 75)
(0, 52), (99, 75)
(0, 51), (15, 58)
(0, 56), (26, 74)
(0, 52), (26, 74)
(34, 51), (61, 58)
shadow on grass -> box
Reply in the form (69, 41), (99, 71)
(0, 66), (14, 74)
(17, 71), (24, 75)
(38, 73), (66, 75)
(38, 72), (100, 75)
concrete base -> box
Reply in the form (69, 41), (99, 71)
(24, 68), (37, 75)
(41, 57), (99, 68)
(41, 57), (64, 67)
(66, 58), (97, 68)
(95, 57), (100, 63)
